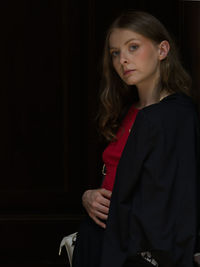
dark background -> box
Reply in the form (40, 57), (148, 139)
(1, 0), (200, 266)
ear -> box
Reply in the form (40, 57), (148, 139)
(158, 40), (170, 60)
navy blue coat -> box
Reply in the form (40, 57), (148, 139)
(100, 92), (200, 267)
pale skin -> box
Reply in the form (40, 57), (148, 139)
(82, 28), (170, 228)
(82, 188), (111, 229)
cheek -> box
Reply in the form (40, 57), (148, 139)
(138, 50), (159, 73)
(139, 45), (158, 61)
(137, 48), (151, 62)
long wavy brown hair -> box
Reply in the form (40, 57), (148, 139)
(97, 10), (192, 142)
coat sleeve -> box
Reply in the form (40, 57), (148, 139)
(118, 109), (199, 267)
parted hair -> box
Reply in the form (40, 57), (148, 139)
(97, 10), (192, 142)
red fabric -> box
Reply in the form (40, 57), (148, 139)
(101, 105), (139, 191)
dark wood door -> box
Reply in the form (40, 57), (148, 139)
(179, 0), (200, 110)
(1, 1), (88, 265)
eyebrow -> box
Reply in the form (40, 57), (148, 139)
(109, 38), (139, 50)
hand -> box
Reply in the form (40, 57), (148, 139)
(82, 188), (112, 229)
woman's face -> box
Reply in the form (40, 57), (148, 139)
(109, 28), (167, 89)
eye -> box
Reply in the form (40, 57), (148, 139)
(129, 44), (138, 51)
(110, 50), (120, 57)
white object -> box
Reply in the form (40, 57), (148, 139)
(59, 232), (78, 267)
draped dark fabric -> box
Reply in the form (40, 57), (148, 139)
(100, 92), (200, 267)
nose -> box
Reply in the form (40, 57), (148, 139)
(119, 51), (129, 65)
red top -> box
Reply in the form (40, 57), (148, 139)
(101, 105), (139, 191)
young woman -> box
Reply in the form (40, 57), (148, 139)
(72, 10), (200, 267)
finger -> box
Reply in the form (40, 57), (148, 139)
(94, 193), (110, 208)
(95, 203), (109, 215)
(95, 210), (108, 220)
(90, 195), (110, 210)
(99, 197), (110, 208)
(93, 216), (106, 229)
(100, 188), (112, 199)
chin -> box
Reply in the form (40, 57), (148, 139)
(121, 75), (137, 85)
(123, 79), (137, 86)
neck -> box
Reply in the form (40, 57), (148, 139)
(134, 68), (165, 109)
(135, 86), (169, 110)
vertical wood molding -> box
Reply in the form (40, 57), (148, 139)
(180, 1), (200, 108)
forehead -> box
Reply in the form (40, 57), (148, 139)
(109, 28), (149, 48)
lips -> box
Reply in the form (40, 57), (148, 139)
(123, 69), (135, 76)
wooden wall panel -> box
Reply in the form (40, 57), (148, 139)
(1, 1), (86, 265)
(179, 1), (200, 111)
